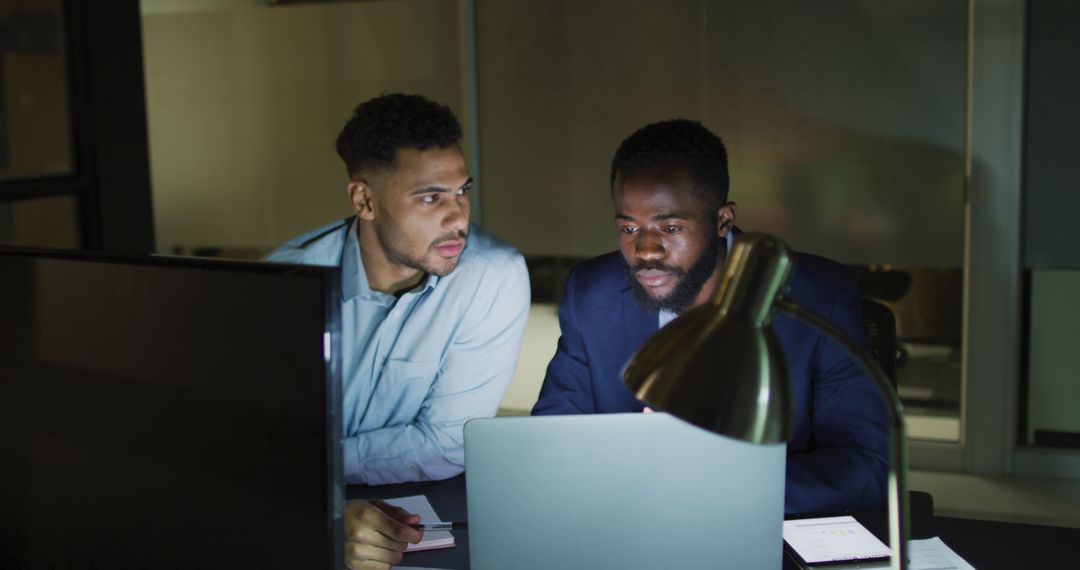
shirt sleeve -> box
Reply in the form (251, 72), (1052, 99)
(531, 269), (596, 415)
(784, 271), (890, 514)
(344, 254), (531, 485)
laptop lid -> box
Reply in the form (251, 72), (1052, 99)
(465, 413), (785, 570)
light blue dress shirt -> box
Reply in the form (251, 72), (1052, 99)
(267, 218), (530, 485)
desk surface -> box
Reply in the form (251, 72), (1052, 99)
(350, 476), (1075, 569)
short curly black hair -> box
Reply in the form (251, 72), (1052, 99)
(335, 93), (463, 178)
(609, 119), (729, 212)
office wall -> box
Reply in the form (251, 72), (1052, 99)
(141, 0), (463, 253)
(476, 0), (705, 259)
(478, 0), (967, 266)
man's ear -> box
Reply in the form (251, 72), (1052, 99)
(347, 180), (375, 221)
(717, 202), (737, 237)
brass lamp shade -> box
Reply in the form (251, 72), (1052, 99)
(623, 233), (796, 443)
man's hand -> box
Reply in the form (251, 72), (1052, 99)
(344, 499), (423, 569)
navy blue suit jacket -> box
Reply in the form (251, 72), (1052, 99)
(532, 250), (889, 515)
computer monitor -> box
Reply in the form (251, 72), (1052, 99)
(0, 247), (343, 569)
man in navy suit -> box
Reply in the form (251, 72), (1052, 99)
(532, 119), (888, 514)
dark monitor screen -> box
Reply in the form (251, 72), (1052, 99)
(0, 248), (342, 569)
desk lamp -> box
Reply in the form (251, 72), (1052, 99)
(624, 233), (909, 570)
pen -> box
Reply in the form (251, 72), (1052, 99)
(411, 521), (469, 531)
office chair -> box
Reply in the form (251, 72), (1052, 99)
(861, 298), (899, 388)
(861, 298), (935, 519)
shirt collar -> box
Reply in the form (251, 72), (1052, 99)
(341, 218), (439, 303)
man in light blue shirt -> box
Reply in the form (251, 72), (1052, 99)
(267, 94), (529, 569)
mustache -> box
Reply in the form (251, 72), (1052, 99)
(431, 230), (468, 248)
(631, 261), (684, 275)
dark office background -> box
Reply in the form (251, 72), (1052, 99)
(0, 0), (1076, 466)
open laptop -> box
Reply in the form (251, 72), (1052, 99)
(464, 413), (786, 570)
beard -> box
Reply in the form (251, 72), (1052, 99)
(622, 236), (722, 314)
(376, 222), (468, 278)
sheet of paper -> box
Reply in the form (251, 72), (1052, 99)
(383, 495), (455, 552)
(783, 515), (891, 564)
(909, 537), (975, 570)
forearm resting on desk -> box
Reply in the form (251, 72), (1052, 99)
(345, 423), (465, 485)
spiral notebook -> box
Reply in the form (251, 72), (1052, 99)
(383, 495), (455, 552)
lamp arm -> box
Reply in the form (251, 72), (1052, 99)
(776, 296), (909, 570)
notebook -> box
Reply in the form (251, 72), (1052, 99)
(383, 495), (455, 552)
(464, 412), (787, 570)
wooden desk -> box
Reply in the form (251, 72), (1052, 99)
(350, 475), (1075, 569)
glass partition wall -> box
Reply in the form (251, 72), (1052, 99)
(0, 0), (72, 183)
(478, 0), (968, 441)
(143, 0), (970, 443)
(144, 0), (1080, 477)
(1021, 0), (1080, 455)
(0, 0), (79, 248)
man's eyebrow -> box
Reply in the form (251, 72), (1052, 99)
(614, 213), (690, 222)
(410, 177), (473, 195)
